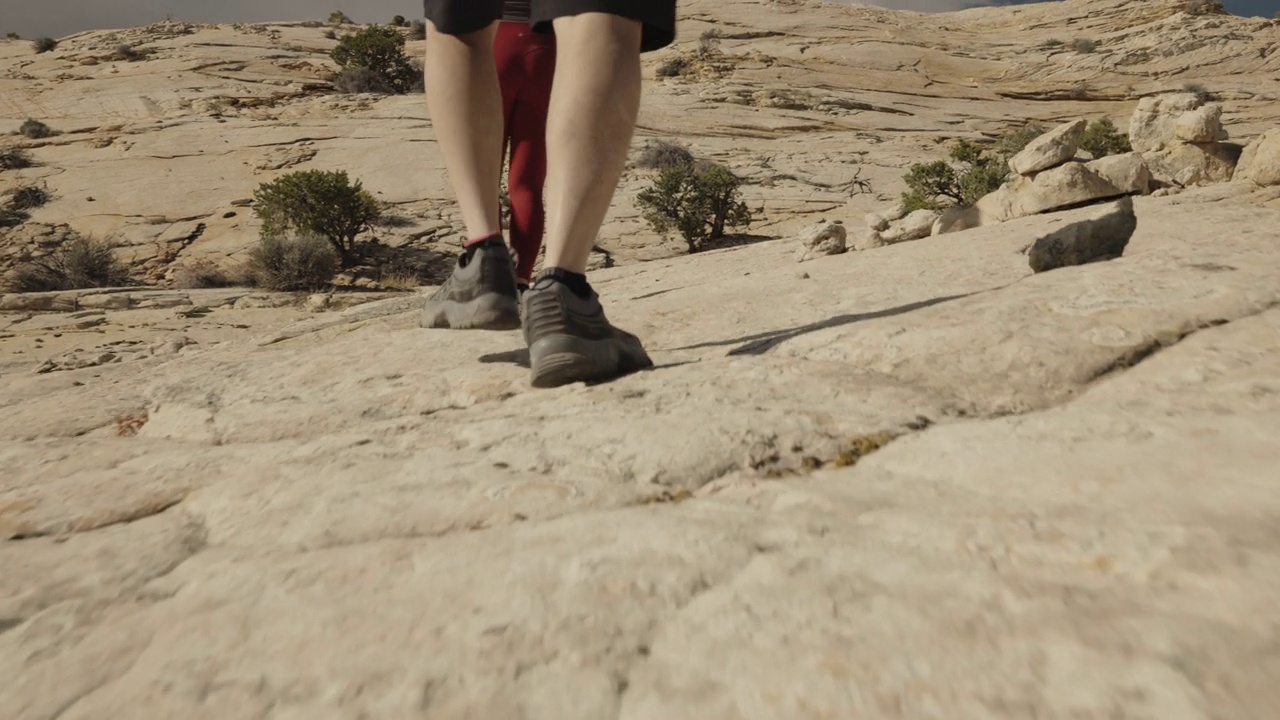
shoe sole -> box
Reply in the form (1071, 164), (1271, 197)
(420, 293), (520, 331)
(529, 334), (653, 389)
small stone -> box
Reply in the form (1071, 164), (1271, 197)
(865, 203), (907, 231)
(1028, 197), (1137, 273)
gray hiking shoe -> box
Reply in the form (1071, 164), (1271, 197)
(522, 274), (653, 388)
(420, 236), (521, 330)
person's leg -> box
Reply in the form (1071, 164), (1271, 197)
(506, 36), (556, 286)
(424, 9), (503, 241)
(518, 5), (676, 387)
(420, 0), (522, 330)
(538, 13), (643, 273)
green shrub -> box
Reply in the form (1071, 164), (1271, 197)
(901, 139), (1007, 212)
(19, 119), (55, 139)
(997, 123), (1045, 159)
(408, 20), (427, 41)
(330, 25), (419, 94)
(253, 169), (381, 265)
(333, 65), (393, 93)
(32, 37), (57, 53)
(635, 139), (695, 170)
(392, 15), (407, 27)
(328, 11), (353, 25)
(248, 235), (339, 291)
(1080, 117), (1131, 158)
(324, 28), (337, 40)
(6, 32), (20, 40)
(0, 147), (34, 170)
(4, 237), (129, 292)
(171, 258), (242, 289)
(636, 159), (752, 253)
(1071, 38), (1097, 53)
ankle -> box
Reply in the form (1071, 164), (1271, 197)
(537, 267), (593, 299)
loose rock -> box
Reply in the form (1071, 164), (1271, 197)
(1028, 197), (1137, 273)
(1234, 128), (1280, 187)
(795, 223), (848, 262)
(1008, 118), (1087, 176)
(1086, 153), (1153, 196)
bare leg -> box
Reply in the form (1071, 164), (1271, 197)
(424, 21), (503, 240)
(541, 13), (644, 273)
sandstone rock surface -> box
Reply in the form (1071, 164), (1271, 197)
(4, 182), (1280, 719)
(3, 1), (1280, 717)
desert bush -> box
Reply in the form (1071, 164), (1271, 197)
(0, 146), (34, 170)
(901, 139), (1007, 212)
(331, 25), (419, 94)
(392, 15), (408, 27)
(1041, 38), (1064, 48)
(655, 56), (691, 78)
(698, 29), (722, 56)
(324, 28), (337, 40)
(1080, 117), (1131, 158)
(8, 184), (50, 211)
(1182, 82), (1213, 105)
(4, 236), (129, 292)
(32, 37), (57, 53)
(253, 169), (381, 265)
(333, 65), (393, 93)
(112, 43), (147, 61)
(636, 159), (752, 253)
(1184, 0), (1225, 15)
(1071, 38), (1097, 53)
(0, 206), (25, 227)
(248, 234), (339, 291)
(328, 11), (353, 25)
(997, 122), (1046, 159)
(19, 119), (55, 139)
(6, 32), (20, 40)
(635, 139), (695, 170)
(408, 20), (427, 40)
(171, 257), (244, 288)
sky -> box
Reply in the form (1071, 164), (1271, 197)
(2, 0), (1275, 40)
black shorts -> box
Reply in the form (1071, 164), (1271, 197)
(424, 0), (676, 52)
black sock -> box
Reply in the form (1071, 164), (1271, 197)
(539, 268), (593, 299)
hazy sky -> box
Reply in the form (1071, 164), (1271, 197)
(3, 0), (1275, 40)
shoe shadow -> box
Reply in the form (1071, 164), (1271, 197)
(476, 351), (696, 384)
(479, 348), (530, 368)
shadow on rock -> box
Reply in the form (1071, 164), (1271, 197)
(674, 292), (981, 357)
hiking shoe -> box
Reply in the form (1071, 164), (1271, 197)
(420, 236), (521, 330)
(522, 274), (653, 388)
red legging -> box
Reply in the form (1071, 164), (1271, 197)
(495, 21), (555, 284)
